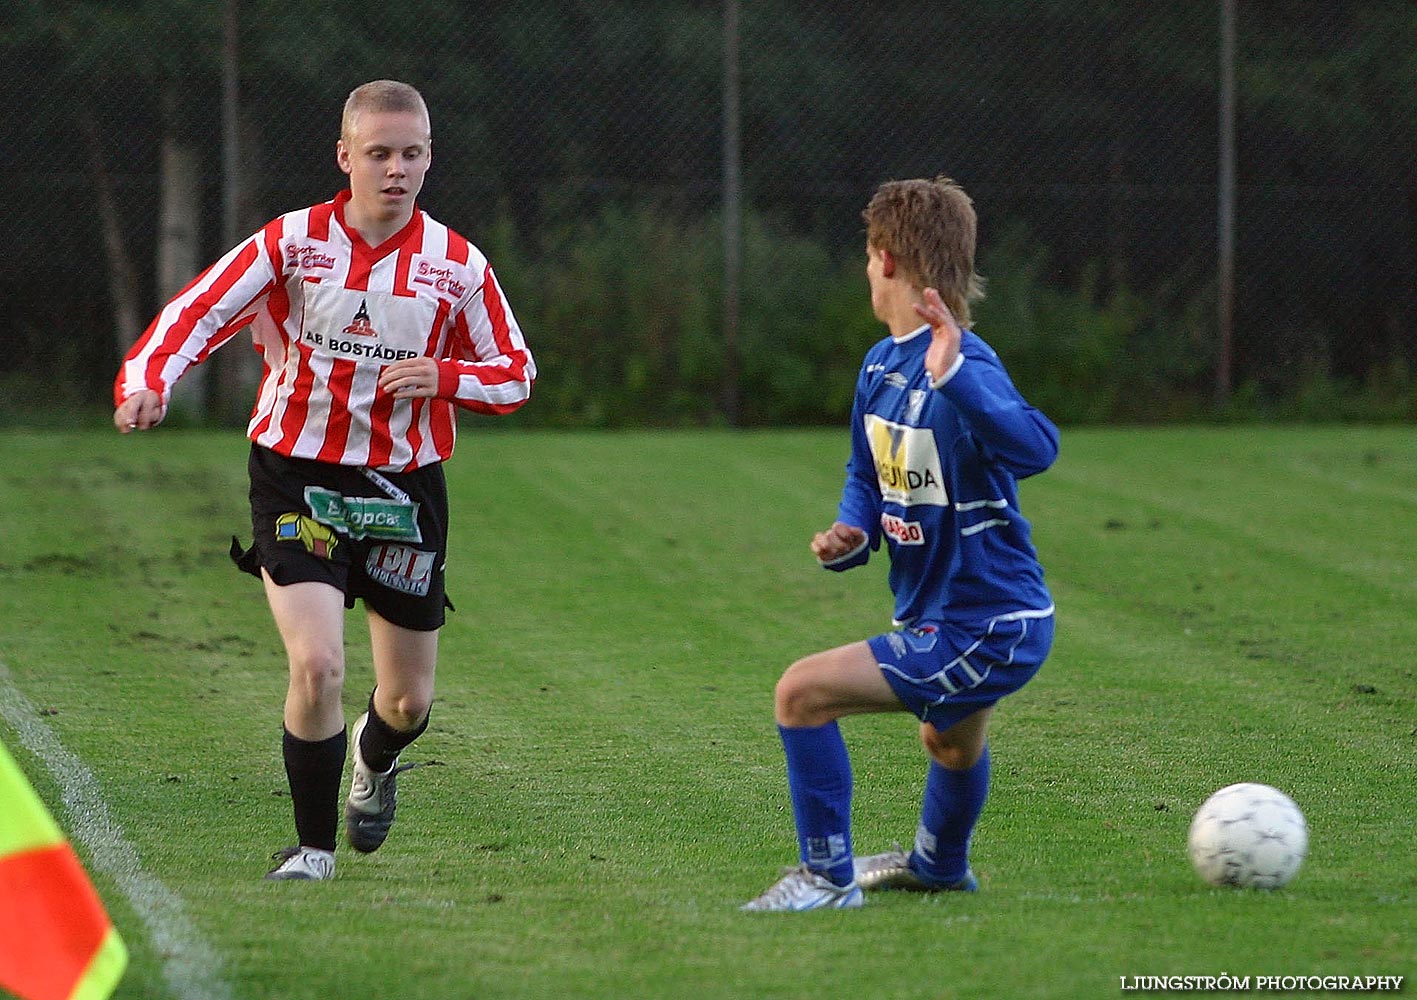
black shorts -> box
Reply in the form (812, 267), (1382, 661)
(230, 445), (453, 631)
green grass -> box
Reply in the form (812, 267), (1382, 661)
(0, 426), (1413, 999)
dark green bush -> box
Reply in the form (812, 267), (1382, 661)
(19, 203), (1408, 431)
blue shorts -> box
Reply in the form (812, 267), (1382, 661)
(868, 608), (1054, 730)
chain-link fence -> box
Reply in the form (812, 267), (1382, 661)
(2, 1), (1413, 426)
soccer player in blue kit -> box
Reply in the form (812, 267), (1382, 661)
(743, 176), (1059, 911)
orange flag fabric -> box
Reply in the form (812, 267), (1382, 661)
(0, 736), (128, 1000)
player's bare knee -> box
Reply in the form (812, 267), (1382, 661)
(771, 673), (801, 725)
(773, 668), (824, 728)
(920, 723), (982, 770)
(925, 741), (980, 770)
(288, 646), (344, 701)
(380, 692), (431, 731)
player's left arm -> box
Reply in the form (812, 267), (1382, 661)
(435, 264), (536, 414)
(916, 289), (1058, 478)
(377, 356), (441, 399)
(822, 364), (882, 571)
(379, 264), (534, 409)
(938, 359), (1059, 478)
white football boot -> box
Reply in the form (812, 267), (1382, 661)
(345, 712), (416, 853)
(741, 864), (864, 911)
(854, 843), (978, 892)
(264, 846), (335, 881)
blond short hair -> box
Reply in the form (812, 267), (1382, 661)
(863, 176), (985, 327)
(341, 80), (431, 142)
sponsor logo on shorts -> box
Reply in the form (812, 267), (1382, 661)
(881, 512), (925, 545)
(365, 544), (436, 597)
(903, 624), (940, 654)
(275, 513), (339, 559)
(304, 488), (423, 542)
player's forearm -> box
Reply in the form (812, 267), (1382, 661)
(436, 351), (536, 414)
(114, 238), (273, 405)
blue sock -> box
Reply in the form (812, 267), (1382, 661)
(778, 723), (855, 887)
(912, 744), (990, 885)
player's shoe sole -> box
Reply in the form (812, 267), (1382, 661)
(741, 864), (864, 912)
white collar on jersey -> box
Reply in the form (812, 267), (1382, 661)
(891, 323), (930, 345)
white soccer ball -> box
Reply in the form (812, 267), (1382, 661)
(1187, 782), (1308, 889)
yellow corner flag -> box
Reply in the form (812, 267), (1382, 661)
(0, 736), (127, 1000)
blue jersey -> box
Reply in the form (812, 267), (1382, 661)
(827, 325), (1058, 627)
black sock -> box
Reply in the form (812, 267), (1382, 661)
(359, 689), (429, 773)
(282, 728), (347, 852)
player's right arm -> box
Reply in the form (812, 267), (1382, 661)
(113, 390), (162, 433)
(811, 521), (869, 563)
(817, 357), (879, 570)
(113, 226), (281, 431)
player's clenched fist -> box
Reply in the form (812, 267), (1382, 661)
(114, 389), (162, 433)
(811, 521), (867, 562)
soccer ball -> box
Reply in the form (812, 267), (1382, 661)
(1187, 783), (1308, 889)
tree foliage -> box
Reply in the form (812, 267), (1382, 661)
(0, 1), (1412, 426)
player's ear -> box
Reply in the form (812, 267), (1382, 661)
(880, 248), (896, 278)
(335, 139), (352, 176)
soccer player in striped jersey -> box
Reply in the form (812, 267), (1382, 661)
(114, 80), (535, 881)
(743, 177), (1058, 911)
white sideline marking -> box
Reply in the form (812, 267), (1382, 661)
(0, 663), (234, 1000)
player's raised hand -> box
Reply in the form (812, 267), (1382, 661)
(114, 389), (163, 433)
(914, 287), (962, 384)
(811, 521), (867, 562)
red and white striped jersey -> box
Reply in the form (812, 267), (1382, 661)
(115, 190), (535, 471)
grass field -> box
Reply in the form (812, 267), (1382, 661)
(0, 425), (1413, 1000)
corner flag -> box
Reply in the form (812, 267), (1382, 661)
(0, 736), (128, 1000)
